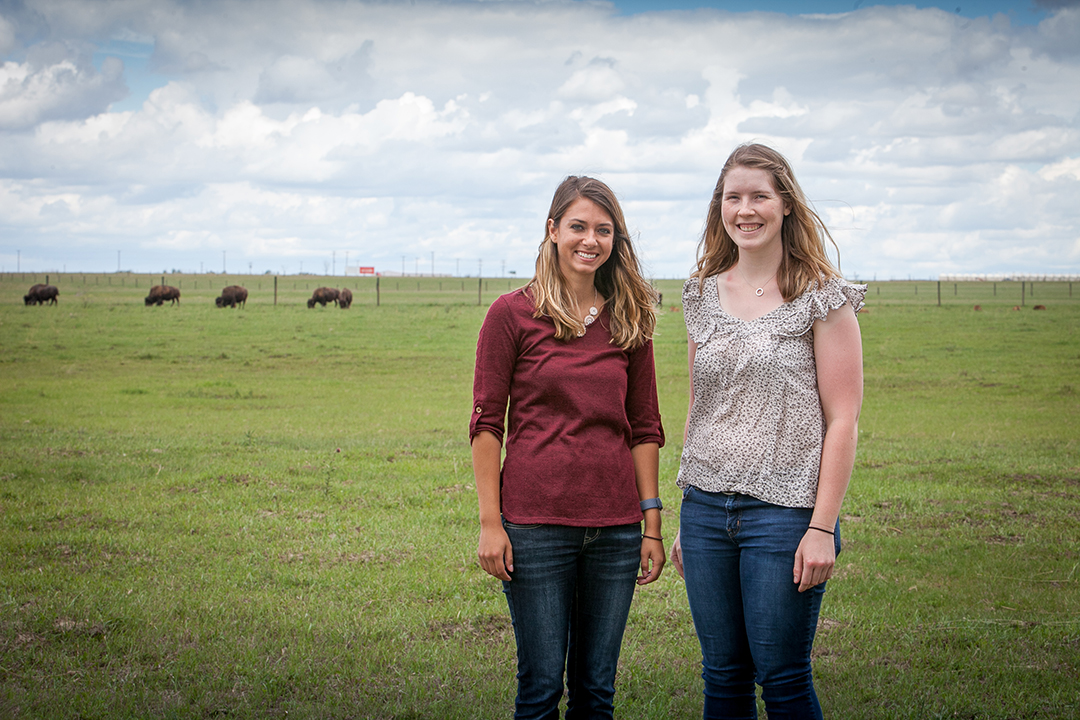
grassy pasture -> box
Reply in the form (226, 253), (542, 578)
(1, 274), (1078, 719)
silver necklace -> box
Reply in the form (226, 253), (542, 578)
(736, 266), (776, 297)
(575, 287), (599, 337)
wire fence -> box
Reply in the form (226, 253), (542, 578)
(4, 273), (1078, 309)
(1, 272), (531, 307)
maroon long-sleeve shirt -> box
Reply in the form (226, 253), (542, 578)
(470, 288), (665, 526)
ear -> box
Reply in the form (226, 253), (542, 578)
(547, 217), (558, 242)
(783, 203), (791, 217)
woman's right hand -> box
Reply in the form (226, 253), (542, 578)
(478, 524), (514, 581)
(671, 529), (685, 579)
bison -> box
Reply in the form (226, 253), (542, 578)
(307, 287), (340, 308)
(215, 285), (248, 308)
(338, 288), (353, 309)
(145, 285), (181, 306)
(24, 284), (59, 305)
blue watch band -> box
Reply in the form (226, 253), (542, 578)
(639, 497), (663, 512)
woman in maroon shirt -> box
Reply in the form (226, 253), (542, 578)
(471, 176), (666, 719)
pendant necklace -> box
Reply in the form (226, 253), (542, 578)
(576, 287), (599, 337)
(736, 266), (775, 297)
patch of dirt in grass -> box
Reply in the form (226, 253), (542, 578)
(985, 534), (1024, 545)
(276, 549), (409, 567)
(217, 473), (256, 486)
(425, 614), (511, 645)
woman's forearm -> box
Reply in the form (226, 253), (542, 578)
(472, 430), (504, 527)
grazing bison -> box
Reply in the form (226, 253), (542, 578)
(307, 287), (340, 308)
(145, 285), (181, 306)
(24, 284), (59, 305)
(338, 288), (353, 309)
(215, 285), (248, 308)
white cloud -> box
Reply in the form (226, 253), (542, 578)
(0, 0), (1077, 278)
(0, 54), (127, 130)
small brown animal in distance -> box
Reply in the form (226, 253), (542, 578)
(338, 288), (353, 309)
(973, 305), (981, 311)
(215, 285), (248, 308)
(23, 284), (59, 305)
(145, 285), (181, 306)
(1011, 305), (1021, 311)
(1033, 305), (1047, 310)
(307, 287), (340, 308)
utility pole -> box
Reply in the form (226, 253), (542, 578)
(222, 251), (226, 274)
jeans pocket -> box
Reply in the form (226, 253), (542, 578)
(503, 520), (543, 530)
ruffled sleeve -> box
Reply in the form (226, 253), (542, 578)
(778, 277), (867, 337)
(809, 277), (867, 322)
(682, 276), (717, 345)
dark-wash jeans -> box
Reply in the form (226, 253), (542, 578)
(680, 486), (840, 720)
(501, 521), (641, 720)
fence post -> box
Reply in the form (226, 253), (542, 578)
(274, 276), (278, 306)
(478, 277), (482, 306)
(377, 276), (381, 307)
(937, 281), (941, 307)
(1022, 282), (1026, 307)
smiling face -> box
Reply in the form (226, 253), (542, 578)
(548, 196), (614, 282)
(720, 165), (790, 257)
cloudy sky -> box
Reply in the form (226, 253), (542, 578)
(1, 0), (1077, 280)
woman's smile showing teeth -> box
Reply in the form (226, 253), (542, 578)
(549, 196), (615, 280)
(721, 166), (790, 254)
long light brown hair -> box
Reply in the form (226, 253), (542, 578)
(530, 176), (656, 350)
(693, 143), (841, 300)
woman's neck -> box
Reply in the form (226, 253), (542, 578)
(565, 275), (598, 310)
(734, 246), (782, 282)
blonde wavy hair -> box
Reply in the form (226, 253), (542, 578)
(529, 176), (657, 350)
(693, 143), (841, 300)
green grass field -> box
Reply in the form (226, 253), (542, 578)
(1, 273), (1078, 719)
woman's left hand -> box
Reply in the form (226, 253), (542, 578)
(637, 536), (666, 585)
(793, 529), (835, 593)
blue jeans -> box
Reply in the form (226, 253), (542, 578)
(680, 487), (840, 720)
(501, 521), (641, 720)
